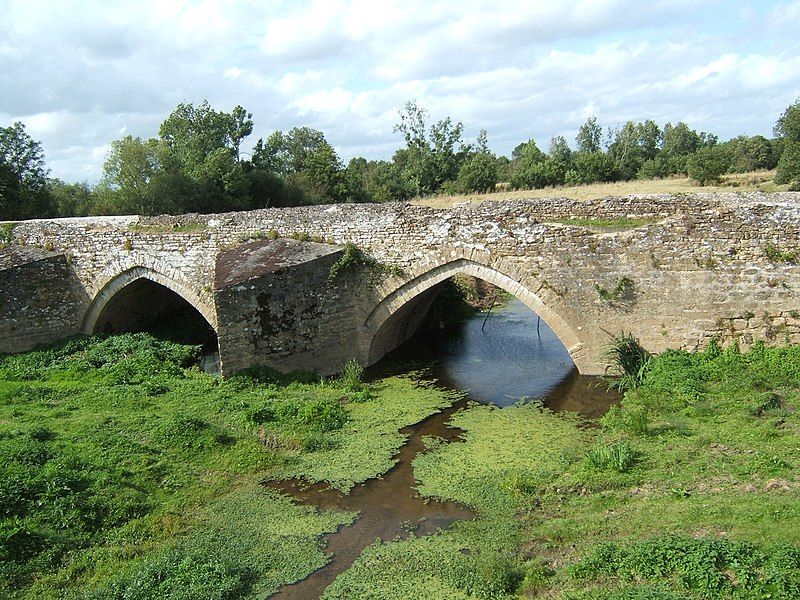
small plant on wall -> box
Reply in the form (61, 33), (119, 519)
(595, 276), (635, 306)
(764, 243), (798, 264)
(328, 242), (404, 284)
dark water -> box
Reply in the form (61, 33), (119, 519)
(371, 298), (617, 416)
(266, 398), (474, 599)
(267, 299), (619, 598)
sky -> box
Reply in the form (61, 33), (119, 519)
(1, 0), (800, 183)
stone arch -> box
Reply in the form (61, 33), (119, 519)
(81, 266), (217, 335)
(363, 257), (593, 372)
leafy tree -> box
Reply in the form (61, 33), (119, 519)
(393, 100), (470, 195)
(775, 99), (800, 186)
(661, 122), (716, 175)
(511, 159), (563, 189)
(638, 119), (662, 161)
(364, 160), (413, 202)
(565, 152), (616, 185)
(159, 101), (252, 171)
(725, 135), (775, 173)
(548, 135), (573, 167)
(687, 145), (731, 185)
(576, 116), (602, 153)
(455, 137), (499, 193)
(155, 101), (256, 213)
(512, 139), (545, 163)
(608, 120), (664, 180)
(253, 127), (350, 204)
(0, 122), (55, 220)
(100, 135), (166, 215)
(49, 180), (94, 217)
(608, 122), (644, 180)
(510, 139), (550, 188)
(637, 155), (670, 179)
(301, 142), (348, 203)
(343, 157), (372, 203)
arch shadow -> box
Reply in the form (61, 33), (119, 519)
(362, 258), (588, 370)
(81, 266), (218, 336)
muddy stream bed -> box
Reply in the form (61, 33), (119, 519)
(266, 300), (619, 598)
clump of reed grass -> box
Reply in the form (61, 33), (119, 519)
(602, 332), (651, 391)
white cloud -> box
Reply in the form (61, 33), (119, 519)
(0, 0), (798, 182)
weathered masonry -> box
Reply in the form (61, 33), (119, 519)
(2, 192), (800, 376)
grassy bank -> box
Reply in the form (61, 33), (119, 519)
(326, 342), (800, 599)
(3, 334), (800, 598)
(0, 335), (454, 598)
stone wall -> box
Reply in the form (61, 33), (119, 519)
(0, 248), (87, 352)
(214, 238), (354, 376)
(2, 192), (800, 375)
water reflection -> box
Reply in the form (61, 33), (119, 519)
(370, 298), (617, 414)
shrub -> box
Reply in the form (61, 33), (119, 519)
(84, 543), (256, 600)
(764, 243), (798, 264)
(455, 152), (499, 193)
(603, 332), (651, 391)
(337, 358), (364, 392)
(510, 158), (563, 189)
(687, 145), (730, 185)
(0, 334), (199, 383)
(584, 438), (639, 473)
(247, 397), (347, 434)
(327, 242), (403, 283)
(153, 414), (235, 450)
(570, 536), (800, 599)
(295, 397), (348, 432)
(602, 406), (650, 436)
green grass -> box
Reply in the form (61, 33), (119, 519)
(4, 334), (800, 598)
(552, 217), (658, 230)
(0, 334), (455, 598)
(326, 341), (800, 598)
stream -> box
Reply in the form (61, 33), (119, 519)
(267, 299), (619, 598)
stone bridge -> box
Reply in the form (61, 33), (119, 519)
(2, 192), (799, 376)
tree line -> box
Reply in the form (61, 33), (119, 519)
(2, 98), (800, 220)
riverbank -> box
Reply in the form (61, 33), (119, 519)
(0, 335), (458, 598)
(1, 334), (799, 598)
(327, 342), (800, 598)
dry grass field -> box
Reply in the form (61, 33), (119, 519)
(413, 170), (787, 208)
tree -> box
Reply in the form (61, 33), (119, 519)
(687, 145), (731, 185)
(726, 135), (775, 173)
(158, 101), (253, 172)
(100, 135), (169, 215)
(99, 101), (281, 215)
(775, 99), (800, 186)
(576, 116), (602, 153)
(509, 139), (551, 189)
(609, 122), (643, 180)
(566, 152), (616, 185)
(49, 180), (94, 217)
(455, 141), (499, 193)
(638, 120), (662, 161)
(393, 100), (470, 195)
(0, 122), (54, 219)
(661, 122), (716, 175)
(548, 136), (573, 167)
(156, 101), (257, 213)
(253, 127), (349, 204)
